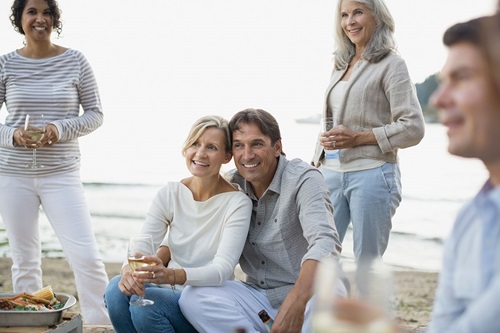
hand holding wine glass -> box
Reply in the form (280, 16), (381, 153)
(127, 234), (156, 306)
(313, 257), (396, 333)
(321, 116), (340, 160)
(24, 114), (46, 168)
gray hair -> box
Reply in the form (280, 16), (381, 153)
(333, 0), (396, 70)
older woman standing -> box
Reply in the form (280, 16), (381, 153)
(0, 0), (109, 324)
(312, 0), (425, 261)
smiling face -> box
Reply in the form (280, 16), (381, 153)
(184, 127), (232, 179)
(431, 42), (500, 165)
(232, 122), (282, 197)
(21, 0), (53, 43)
(340, 0), (377, 51)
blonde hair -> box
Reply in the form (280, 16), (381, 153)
(182, 115), (231, 155)
(333, 0), (396, 70)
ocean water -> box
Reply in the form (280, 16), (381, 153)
(0, 0), (496, 278)
(0, 123), (488, 272)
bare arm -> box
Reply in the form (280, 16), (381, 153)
(156, 245), (171, 267)
(271, 259), (318, 333)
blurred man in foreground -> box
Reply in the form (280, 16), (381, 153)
(428, 14), (500, 333)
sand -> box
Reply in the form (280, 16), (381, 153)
(0, 257), (437, 331)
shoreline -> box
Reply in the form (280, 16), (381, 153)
(0, 257), (437, 330)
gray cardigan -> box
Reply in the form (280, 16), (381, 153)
(312, 51), (425, 166)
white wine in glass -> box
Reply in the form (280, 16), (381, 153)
(24, 114), (46, 168)
(127, 234), (156, 306)
(312, 257), (396, 333)
(128, 257), (158, 272)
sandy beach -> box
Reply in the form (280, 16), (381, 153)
(0, 257), (437, 331)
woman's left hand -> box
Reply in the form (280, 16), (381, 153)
(42, 124), (60, 146)
(320, 125), (376, 149)
(320, 125), (355, 150)
(133, 255), (165, 284)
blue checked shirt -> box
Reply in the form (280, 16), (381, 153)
(429, 180), (500, 333)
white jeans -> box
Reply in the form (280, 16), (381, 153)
(179, 280), (315, 333)
(0, 171), (110, 324)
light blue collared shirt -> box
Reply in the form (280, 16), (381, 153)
(428, 180), (500, 333)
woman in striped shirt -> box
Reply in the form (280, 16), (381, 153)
(0, 0), (109, 324)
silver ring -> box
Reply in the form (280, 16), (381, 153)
(48, 140), (53, 145)
(152, 272), (155, 279)
(333, 142), (336, 148)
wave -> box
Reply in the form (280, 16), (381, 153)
(402, 194), (468, 204)
(84, 181), (162, 188)
(89, 212), (145, 220)
(390, 231), (444, 245)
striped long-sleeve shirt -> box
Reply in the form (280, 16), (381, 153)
(0, 49), (103, 176)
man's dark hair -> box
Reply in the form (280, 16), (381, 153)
(229, 108), (285, 156)
(443, 15), (500, 94)
(443, 17), (484, 47)
(482, 14), (500, 97)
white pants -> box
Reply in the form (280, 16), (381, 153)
(179, 281), (314, 333)
(0, 171), (110, 324)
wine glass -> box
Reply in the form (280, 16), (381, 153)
(127, 234), (156, 306)
(321, 116), (340, 160)
(24, 114), (46, 168)
(312, 257), (395, 333)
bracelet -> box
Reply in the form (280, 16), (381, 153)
(171, 269), (176, 292)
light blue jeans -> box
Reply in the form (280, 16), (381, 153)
(320, 163), (402, 261)
(104, 275), (198, 333)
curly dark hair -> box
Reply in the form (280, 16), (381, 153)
(10, 0), (62, 37)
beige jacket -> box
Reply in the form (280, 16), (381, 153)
(312, 52), (425, 166)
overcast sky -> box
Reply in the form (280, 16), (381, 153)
(0, 0), (497, 183)
(1, 0), (496, 82)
